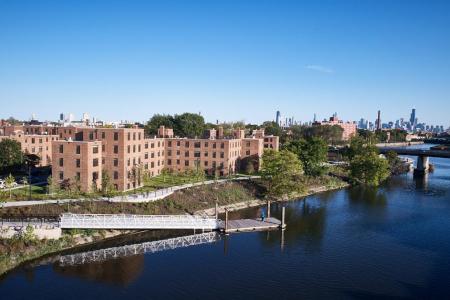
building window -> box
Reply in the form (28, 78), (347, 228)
(213, 143), (217, 149)
(145, 143), (148, 149)
(220, 152), (224, 158)
(168, 141), (172, 147)
(76, 172), (80, 180)
(92, 172), (98, 182)
(102, 144), (105, 152)
(204, 161), (208, 166)
(128, 132), (131, 140)
(133, 132), (136, 140)
(246, 150), (250, 155)
(185, 160), (189, 166)
(221, 143), (224, 149)
(204, 152), (208, 157)
(185, 151), (189, 157)
(59, 172), (64, 180)
(168, 150), (172, 156)
(59, 144), (64, 153)
(176, 141), (180, 147)
(114, 145), (119, 154)
(133, 145), (136, 153)
(59, 158), (64, 167)
(194, 142), (201, 148)
(145, 153), (148, 159)
(89, 132), (94, 140)
(93, 146), (99, 154)
(93, 158), (99, 167)
(185, 141), (189, 148)
(114, 158), (119, 166)
(114, 132), (119, 141)
(151, 143), (154, 149)
(114, 171), (119, 180)
(151, 162), (154, 168)
(194, 151), (200, 158)
(213, 152), (216, 158)
(168, 159), (172, 165)
(76, 159), (80, 168)
(204, 142), (208, 147)
(102, 132), (105, 139)
(176, 159), (180, 165)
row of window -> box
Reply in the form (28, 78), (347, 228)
(25, 137), (57, 144)
(166, 159), (225, 168)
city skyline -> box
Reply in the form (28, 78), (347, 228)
(1, 1), (450, 126)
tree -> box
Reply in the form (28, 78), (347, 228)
(173, 113), (205, 138)
(345, 136), (378, 161)
(144, 114), (175, 135)
(101, 170), (114, 196)
(349, 152), (390, 186)
(5, 173), (16, 199)
(261, 121), (282, 137)
(283, 137), (328, 176)
(0, 139), (23, 170)
(385, 150), (408, 175)
(346, 137), (389, 186)
(261, 149), (303, 197)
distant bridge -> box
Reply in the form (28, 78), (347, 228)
(58, 232), (220, 266)
(378, 147), (450, 175)
(60, 213), (219, 231)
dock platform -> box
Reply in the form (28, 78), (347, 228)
(220, 217), (283, 233)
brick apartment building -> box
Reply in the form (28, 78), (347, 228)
(1, 123), (279, 193)
(315, 115), (357, 141)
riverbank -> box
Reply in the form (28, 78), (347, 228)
(0, 176), (348, 276)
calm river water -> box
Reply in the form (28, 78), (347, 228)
(1, 145), (450, 299)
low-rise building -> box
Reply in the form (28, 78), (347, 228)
(1, 123), (279, 193)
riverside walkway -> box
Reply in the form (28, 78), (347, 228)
(0, 176), (260, 208)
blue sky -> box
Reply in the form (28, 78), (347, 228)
(0, 0), (449, 126)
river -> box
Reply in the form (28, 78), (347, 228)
(1, 145), (450, 299)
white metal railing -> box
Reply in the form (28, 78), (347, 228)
(58, 232), (220, 266)
(60, 213), (219, 230)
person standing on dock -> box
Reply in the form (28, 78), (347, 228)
(261, 209), (266, 222)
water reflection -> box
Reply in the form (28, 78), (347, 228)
(347, 186), (387, 208)
(53, 255), (144, 287)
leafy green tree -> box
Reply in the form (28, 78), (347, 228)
(5, 173), (16, 199)
(173, 113), (205, 138)
(283, 137), (328, 176)
(345, 136), (378, 161)
(261, 121), (282, 137)
(385, 150), (408, 175)
(0, 139), (23, 170)
(349, 152), (390, 186)
(261, 149), (303, 197)
(144, 114), (175, 135)
(347, 137), (389, 186)
(101, 170), (114, 196)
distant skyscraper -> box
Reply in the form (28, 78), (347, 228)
(60, 113), (64, 122)
(410, 108), (416, 130)
(376, 110), (381, 131)
(276, 111), (281, 126)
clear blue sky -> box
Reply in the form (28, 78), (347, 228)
(1, 0), (449, 126)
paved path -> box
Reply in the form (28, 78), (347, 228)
(1, 176), (260, 208)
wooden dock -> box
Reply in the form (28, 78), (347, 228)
(220, 217), (283, 233)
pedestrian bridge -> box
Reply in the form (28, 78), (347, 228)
(60, 213), (219, 230)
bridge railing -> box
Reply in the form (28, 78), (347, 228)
(60, 213), (219, 230)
